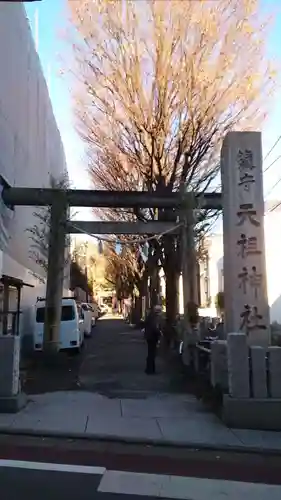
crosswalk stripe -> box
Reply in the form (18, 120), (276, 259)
(0, 460), (105, 475)
(98, 470), (281, 499)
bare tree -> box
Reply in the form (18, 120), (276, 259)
(103, 242), (145, 298)
(67, 0), (276, 326)
(71, 239), (109, 296)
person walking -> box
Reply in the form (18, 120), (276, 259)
(144, 306), (162, 374)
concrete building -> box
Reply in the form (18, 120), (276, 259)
(0, 4), (70, 344)
(199, 201), (281, 323)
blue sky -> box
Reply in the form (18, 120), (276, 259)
(25, 0), (92, 223)
(24, 0), (281, 207)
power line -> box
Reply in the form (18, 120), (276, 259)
(265, 175), (281, 198)
(268, 200), (281, 213)
(262, 136), (281, 182)
(263, 154), (281, 174)
(70, 220), (183, 247)
(261, 142), (281, 211)
(264, 135), (281, 163)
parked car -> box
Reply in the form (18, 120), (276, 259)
(80, 303), (94, 338)
(88, 302), (99, 324)
(99, 304), (108, 316)
(34, 297), (84, 353)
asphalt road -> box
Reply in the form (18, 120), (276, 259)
(22, 317), (189, 398)
(0, 465), (173, 500)
(1, 434), (281, 485)
(0, 466), (101, 500)
(2, 440), (281, 500)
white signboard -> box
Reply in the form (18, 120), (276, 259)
(221, 132), (270, 346)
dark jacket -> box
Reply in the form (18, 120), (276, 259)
(144, 311), (161, 343)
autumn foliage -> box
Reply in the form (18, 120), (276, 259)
(104, 243), (145, 300)
(67, 0), (276, 323)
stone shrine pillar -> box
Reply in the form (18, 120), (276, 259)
(221, 132), (270, 346)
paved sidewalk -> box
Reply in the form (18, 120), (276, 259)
(0, 391), (281, 453)
(14, 319), (281, 453)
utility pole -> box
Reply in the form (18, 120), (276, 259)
(43, 194), (68, 356)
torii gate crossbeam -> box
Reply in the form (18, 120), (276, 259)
(1, 186), (222, 210)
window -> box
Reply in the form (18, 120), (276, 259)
(61, 305), (75, 321)
(36, 307), (45, 323)
(77, 306), (84, 320)
(36, 305), (75, 323)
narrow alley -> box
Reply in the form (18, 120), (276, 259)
(23, 318), (188, 399)
(78, 318), (187, 399)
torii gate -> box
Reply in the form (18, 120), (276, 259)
(0, 131), (270, 351)
(1, 179), (220, 351)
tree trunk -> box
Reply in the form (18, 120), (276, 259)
(134, 296), (142, 325)
(136, 273), (149, 323)
(164, 264), (179, 340)
(150, 266), (160, 307)
(162, 231), (180, 335)
(140, 275), (149, 318)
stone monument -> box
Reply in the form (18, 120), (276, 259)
(221, 131), (270, 346)
(0, 335), (27, 412)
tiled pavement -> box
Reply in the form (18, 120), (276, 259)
(2, 319), (280, 453)
(0, 391), (281, 452)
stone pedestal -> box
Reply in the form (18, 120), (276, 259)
(210, 340), (228, 390)
(223, 395), (281, 430)
(0, 392), (27, 413)
(182, 327), (199, 367)
(268, 346), (281, 398)
(250, 346), (267, 398)
(0, 335), (27, 413)
(227, 333), (250, 398)
(221, 132), (270, 346)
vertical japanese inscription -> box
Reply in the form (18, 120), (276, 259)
(237, 149), (256, 192)
(235, 148), (266, 335)
(222, 132), (269, 344)
(240, 305), (266, 335)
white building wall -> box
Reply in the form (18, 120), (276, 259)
(0, 4), (71, 341)
(203, 209), (281, 324)
(264, 210), (281, 323)
(206, 234), (223, 309)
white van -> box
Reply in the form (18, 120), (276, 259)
(34, 298), (84, 352)
(90, 302), (99, 321)
(80, 303), (93, 337)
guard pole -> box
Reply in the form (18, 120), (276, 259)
(43, 194), (68, 354)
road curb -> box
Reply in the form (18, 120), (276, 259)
(0, 427), (281, 456)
